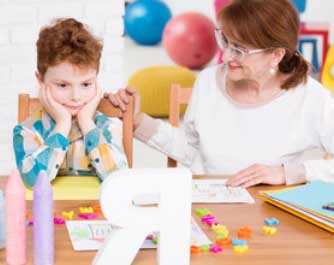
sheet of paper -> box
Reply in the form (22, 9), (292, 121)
(134, 179), (254, 205)
(189, 217), (212, 246)
(66, 218), (211, 251)
(192, 179), (254, 203)
(25, 176), (100, 200)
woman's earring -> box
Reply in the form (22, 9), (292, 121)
(269, 67), (276, 75)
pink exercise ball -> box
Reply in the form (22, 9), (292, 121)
(162, 12), (217, 69)
(214, 0), (231, 15)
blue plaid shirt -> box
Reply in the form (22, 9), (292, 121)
(13, 110), (128, 187)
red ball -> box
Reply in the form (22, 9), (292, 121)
(214, 0), (231, 15)
(162, 12), (217, 69)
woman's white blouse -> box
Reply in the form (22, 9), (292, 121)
(135, 65), (334, 184)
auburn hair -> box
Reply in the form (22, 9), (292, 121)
(218, 0), (309, 89)
(36, 18), (103, 79)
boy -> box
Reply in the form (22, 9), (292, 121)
(13, 18), (128, 187)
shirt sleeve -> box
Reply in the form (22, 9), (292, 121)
(13, 124), (68, 188)
(84, 117), (128, 180)
(283, 163), (306, 185)
(134, 76), (202, 169)
(301, 92), (334, 183)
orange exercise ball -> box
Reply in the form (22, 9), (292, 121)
(162, 12), (217, 69)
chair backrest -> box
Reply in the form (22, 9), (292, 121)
(18, 93), (134, 167)
(168, 84), (193, 167)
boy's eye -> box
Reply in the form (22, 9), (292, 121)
(57, 83), (67, 88)
(82, 83), (92, 87)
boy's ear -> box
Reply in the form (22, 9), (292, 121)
(35, 71), (43, 87)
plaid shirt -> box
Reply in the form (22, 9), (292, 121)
(13, 109), (128, 187)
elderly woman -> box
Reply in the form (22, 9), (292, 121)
(106, 0), (334, 187)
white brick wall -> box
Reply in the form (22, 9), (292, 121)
(0, 0), (125, 174)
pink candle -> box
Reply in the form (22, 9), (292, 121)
(5, 168), (26, 265)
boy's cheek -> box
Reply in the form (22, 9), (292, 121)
(87, 89), (98, 102)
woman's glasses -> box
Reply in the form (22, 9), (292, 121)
(214, 29), (268, 63)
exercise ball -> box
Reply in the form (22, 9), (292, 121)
(214, 0), (231, 15)
(162, 12), (217, 69)
(214, 0), (231, 64)
(124, 0), (172, 45)
(128, 66), (196, 117)
(291, 0), (307, 14)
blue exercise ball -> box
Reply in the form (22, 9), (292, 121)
(291, 0), (307, 14)
(125, 0), (172, 45)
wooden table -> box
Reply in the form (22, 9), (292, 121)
(0, 176), (333, 265)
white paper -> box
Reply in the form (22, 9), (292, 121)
(66, 218), (211, 251)
(192, 179), (255, 203)
(134, 179), (255, 205)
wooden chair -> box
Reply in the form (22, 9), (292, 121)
(168, 84), (193, 167)
(18, 93), (134, 167)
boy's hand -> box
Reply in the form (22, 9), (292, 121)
(77, 83), (102, 134)
(39, 84), (72, 136)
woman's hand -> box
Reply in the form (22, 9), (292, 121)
(104, 87), (138, 111)
(39, 84), (72, 136)
(226, 164), (286, 188)
(77, 83), (102, 134)
(104, 87), (142, 128)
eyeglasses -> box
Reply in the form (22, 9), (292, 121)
(214, 28), (268, 63)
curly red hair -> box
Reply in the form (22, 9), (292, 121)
(36, 18), (103, 79)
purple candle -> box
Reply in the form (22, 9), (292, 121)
(33, 170), (54, 265)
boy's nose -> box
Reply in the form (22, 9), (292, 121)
(71, 87), (81, 101)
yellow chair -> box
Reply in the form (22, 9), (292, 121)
(128, 65), (196, 117)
